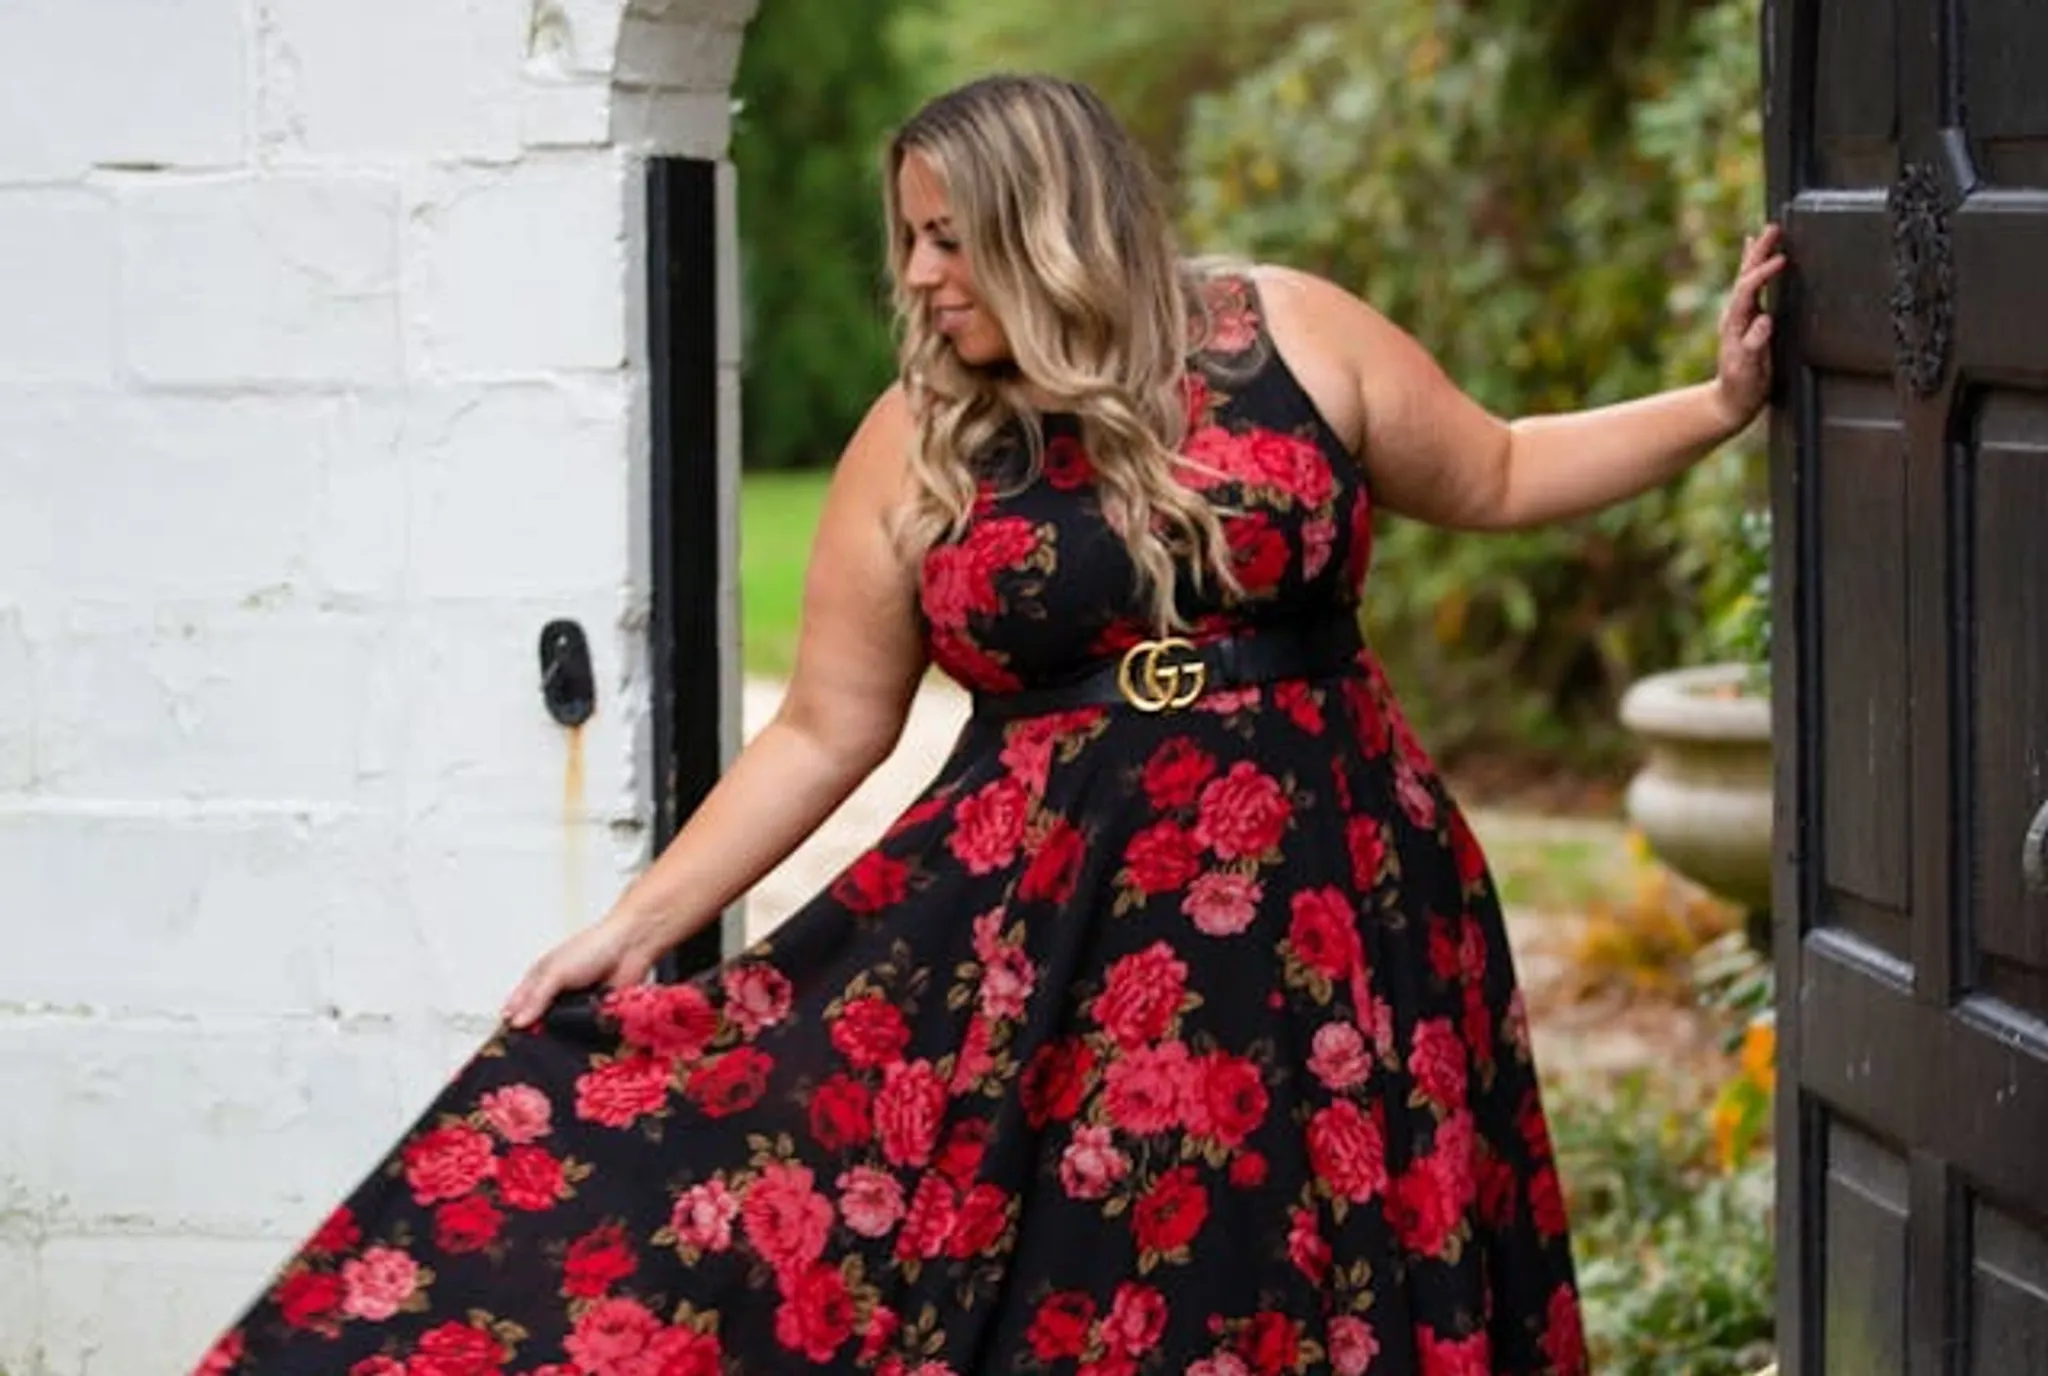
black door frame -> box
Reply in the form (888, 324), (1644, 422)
(646, 155), (729, 983)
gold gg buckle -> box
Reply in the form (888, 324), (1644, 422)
(1117, 636), (1208, 713)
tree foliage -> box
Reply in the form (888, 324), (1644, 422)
(730, 0), (925, 471)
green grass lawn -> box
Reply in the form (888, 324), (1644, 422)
(740, 468), (833, 677)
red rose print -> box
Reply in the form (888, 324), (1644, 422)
(401, 1123), (496, 1206)
(1541, 1284), (1587, 1372)
(936, 1118), (990, 1182)
(573, 1054), (672, 1129)
(645, 1326), (723, 1376)
(1122, 820), (1202, 896)
(194, 1332), (244, 1376)
(1288, 886), (1364, 980)
(721, 962), (793, 1037)
(949, 776), (1030, 874)
(919, 545), (999, 630)
(1389, 1153), (1464, 1259)
(1193, 763), (1291, 860)
(1141, 738), (1217, 811)
(1091, 941), (1189, 1046)
(276, 1269), (343, 1330)
(1027, 1292), (1095, 1362)
(832, 850), (911, 915)
(606, 981), (719, 1061)
(687, 1047), (773, 1118)
(563, 1221), (638, 1297)
(774, 1262), (855, 1362)
(308, 1204), (361, 1255)
(977, 942), (1037, 1022)
(405, 1321), (503, 1376)
(349, 1358), (404, 1376)
(1287, 1206), (1331, 1283)
(1308, 1021), (1372, 1091)
(1188, 1051), (1268, 1147)
(859, 1305), (902, 1365)
(1133, 1166), (1209, 1254)
(1229, 1150), (1268, 1187)
(1478, 1150), (1520, 1228)
(1102, 1282), (1167, 1355)
(874, 1059), (947, 1167)
(1104, 1042), (1193, 1136)
(565, 1297), (662, 1375)
(951, 1011), (998, 1091)
(966, 514), (1040, 572)
(432, 1194), (503, 1254)
(886, 792), (951, 838)
(1329, 1315), (1380, 1376)
(1408, 1018), (1468, 1109)
(1021, 1037), (1096, 1127)
(946, 1182), (1009, 1258)
(340, 1245), (420, 1321)
(1275, 680), (1324, 733)
(496, 1145), (566, 1212)
(478, 1084), (552, 1144)
(808, 1074), (873, 1152)
(1427, 923), (1462, 981)
(831, 993), (911, 1070)
(1019, 819), (1085, 903)
(835, 1165), (906, 1238)
(1417, 1328), (1492, 1376)
(1235, 1311), (1303, 1375)
(741, 1161), (833, 1283)
(1307, 1100), (1387, 1203)
(1059, 1124), (1130, 1201)
(1183, 870), (1262, 937)
(1043, 434), (1095, 490)
(895, 1171), (958, 1260)
(1396, 762), (1437, 828)
(668, 1180), (739, 1255)
(1227, 515), (1291, 593)
(1530, 1164), (1569, 1240)
(1448, 810), (1488, 889)
(1347, 816), (1388, 891)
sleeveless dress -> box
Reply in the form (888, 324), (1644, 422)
(189, 279), (1587, 1376)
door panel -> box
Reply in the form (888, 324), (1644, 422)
(1769, 1), (2048, 1370)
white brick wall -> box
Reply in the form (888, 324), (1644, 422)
(0, 3), (754, 1372)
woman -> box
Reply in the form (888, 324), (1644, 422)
(192, 74), (1783, 1375)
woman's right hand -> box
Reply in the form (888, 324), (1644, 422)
(500, 910), (665, 1029)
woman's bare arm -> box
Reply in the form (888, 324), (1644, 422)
(505, 386), (927, 1022)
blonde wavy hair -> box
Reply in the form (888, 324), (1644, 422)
(883, 74), (1240, 632)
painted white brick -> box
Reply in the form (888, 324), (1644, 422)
(521, 75), (617, 149)
(0, 0), (247, 179)
(32, 606), (402, 804)
(408, 380), (631, 598)
(19, 392), (408, 609)
(257, 0), (526, 162)
(39, 1236), (287, 1376)
(407, 154), (627, 376)
(0, 190), (116, 383)
(0, 606), (34, 792)
(120, 175), (403, 387)
(0, 390), (76, 612)
(0, 1237), (39, 1376)
(0, 1016), (466, 1237)
(615, 17), (747, 92)
(611, 87), (734, 157)
(627, 0), (760, 28)
(388, 596), (638, 825)
(0, 810), (406, 1018)
(525, 0), (629, 81)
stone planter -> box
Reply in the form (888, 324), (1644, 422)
(1619, 663), (1774, 915)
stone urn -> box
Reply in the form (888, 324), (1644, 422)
(1618, 663), (1774, 916)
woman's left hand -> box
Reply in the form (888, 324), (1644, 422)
(1713, 223), (1789, 433)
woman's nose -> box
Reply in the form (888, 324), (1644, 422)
(904, 240), (943, 290)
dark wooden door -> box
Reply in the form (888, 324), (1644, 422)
(1766, 2), (2048, 1371)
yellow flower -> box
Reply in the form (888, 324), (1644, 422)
(1711, 1095), (1743, 1172)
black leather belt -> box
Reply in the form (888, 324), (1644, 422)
(971, 612), (1365, 722)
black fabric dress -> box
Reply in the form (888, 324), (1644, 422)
(188, 278), (1586, 1376)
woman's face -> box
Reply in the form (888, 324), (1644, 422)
(896, 150), (1012, 367)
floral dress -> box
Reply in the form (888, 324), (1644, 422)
(189, 279), (1587, 1376)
